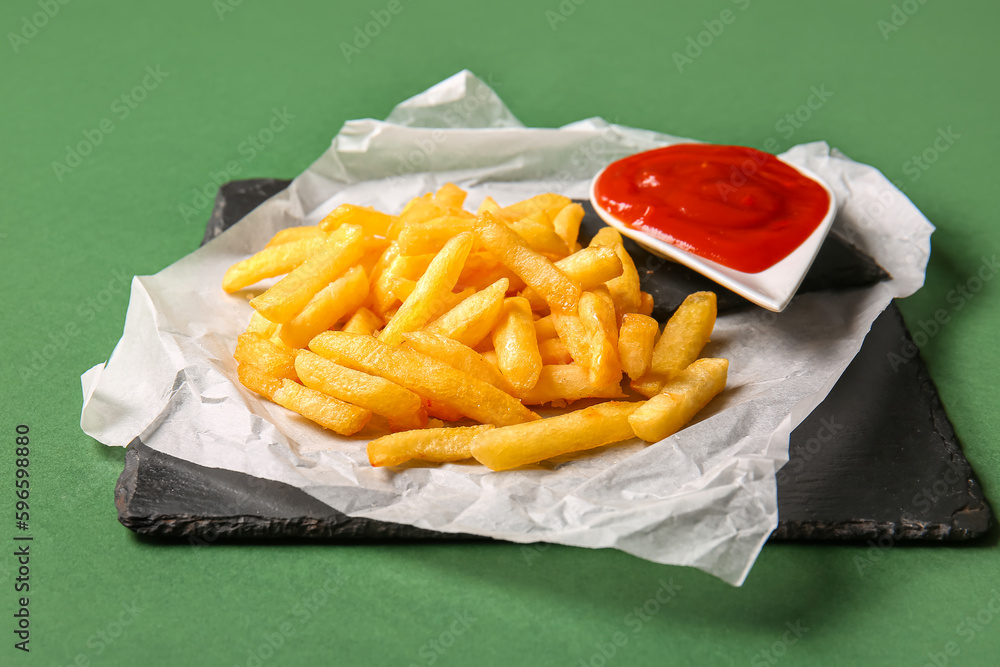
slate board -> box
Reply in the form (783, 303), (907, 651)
(115, 178), (992, 543)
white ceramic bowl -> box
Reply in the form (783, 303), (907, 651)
(590, 153), (838, 312)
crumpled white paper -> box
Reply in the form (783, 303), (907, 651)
(80, 70), (932, 585)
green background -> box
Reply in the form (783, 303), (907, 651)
(2, 0), (997, 664)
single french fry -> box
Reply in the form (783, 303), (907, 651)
(396, 216), (475, 256)
(470, 401), (640, 471)
(310, 331), (538, 427)
(551, 309), (592, 368)
(424, 398), (465, 422)
(250, 225), (365, 323)
(318, 204), (393, 237)
(518, 364), (626, 405)
(379, 232), (475, 345)
(589, 227), (641, 322)
(246, 311), (277, 338)
(538, 337), (573, 365)
(234, 332), (297, 380)
(638, 291), (655, 317)
(402, 331), (518, 396)
(372, 253), (435, 315)
(521, 246), (623, 309)
(368, 424), (494, 467)
(295, 350), (425, 430)
(477, 196), (501, 216)
(342, 307), (383, 335)
(629, 358), (728, 442)
(499, 193), (573, 224)
(279, 265), (369, 348)
(424, 277), (508, 348)
(509, 219), (570, 257)
(236, 362), (282, 400)
(579, 287), (622, 387)
(551, 203), (584, 250)
(492, 297), (542, 393)
(474, 212), (580, 313)
(433, 182), (468, 210)
(369, 241), (400, 285)
(533, 314), (557, 341)
(272, 379), (371, 435)
(632, 291), (717, 397)
(264, 226), (327, 248)
(618, 313), (659, 380)
(223, 236), (327, 293)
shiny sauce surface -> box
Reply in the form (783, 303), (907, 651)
(594, 144), (831, 273)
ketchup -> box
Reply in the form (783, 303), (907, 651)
(593, 144), (831, 274)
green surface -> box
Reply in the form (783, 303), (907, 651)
(2, 0), (998, 664)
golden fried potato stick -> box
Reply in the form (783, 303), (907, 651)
(319, 204), (393, 237)
(341, 307), (383, 336)
(474, 212), (580, 313)
(423, 277), (508, 348)
(222, 236), (327, 293)
(368, 424), (493, 467)
(433, 183), (468, 210)
(499, 193), (573, 224)
(402, 331), (518, 396)
(589, 227), (641, 322)
(294, 350), (425, 430)
(638, 291), (655, 317)
(264, 226), (327, 248)
(279, 265), (369, 348)
(379, 232), (475, 345)
(632, 291), (717, 397)
(272, 379), (371, 436)
(234, 332), (297, 380)
(537, 338), (573, 365)
(470, 401), (640, 471)
(521, 246), (623, 310)
(551, 202), (584, 250)
(629, 358), (728, 442)
(250, 224), (365, 323)
(396, 217), (475, 256)
(618, 313), (659, 381)
(518, 364), (626, 405)
(477, 196), (501, 216)
(309, 331), (539, 427)
(246, 311), (277, 338)
(236, 362), (282, 400)
(492, 297), (542, 393)
(550, 309), (593, 369)
(509, 219), (570, 257)
(579, 288), (622, 387)
(533, 314), (557, 341)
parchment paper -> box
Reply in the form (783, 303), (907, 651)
(80, 71), (932, 585)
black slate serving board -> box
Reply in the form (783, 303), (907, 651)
(115, 179), (992, 543)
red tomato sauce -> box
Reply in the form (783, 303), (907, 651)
(593, 144), (831, 273)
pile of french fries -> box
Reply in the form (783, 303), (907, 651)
(223, 184), (728, 471)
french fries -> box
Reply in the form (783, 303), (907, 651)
(223, 183), (730, 471)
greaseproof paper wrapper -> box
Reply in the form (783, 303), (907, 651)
(80, 71), (932, 585)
